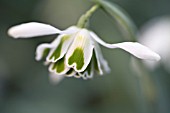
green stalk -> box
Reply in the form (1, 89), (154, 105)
(77, 4), (99, 28)
(92, 0), (137, 41)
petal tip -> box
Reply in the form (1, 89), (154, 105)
(35, 56), (40, 61)
(154, 54), (161, 61)
(8, 27), (19, 38)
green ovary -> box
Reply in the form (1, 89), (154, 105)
(68, 48), (84, 70)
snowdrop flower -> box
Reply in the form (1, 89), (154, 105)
(139, 17), (170, 70)
(8, 22), (160, 81)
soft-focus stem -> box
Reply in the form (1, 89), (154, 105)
(133, 58), (158, 113)
(89, 0), (158, 112)
(77, 4), (99, 28)
(91, 0), (137, 41)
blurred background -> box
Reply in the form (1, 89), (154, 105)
(0, 0), (170, 113)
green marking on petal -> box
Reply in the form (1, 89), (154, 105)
(52, 58), (65, 73)
(80, 59), (93, 79)
(50, 35), (70, 60)
(41, 48), (50, 61)
(87, 61), (92, 75)
(68, 48), (84, 70)
(81, 60), (92, 75)
(43, 48), (50, 57)
(50, 44), (61, 60)
(93, 51), (100, 73)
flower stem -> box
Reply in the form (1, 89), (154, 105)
(77, 4), (100, 28)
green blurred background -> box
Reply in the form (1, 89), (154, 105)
(0, 0), (170, 113)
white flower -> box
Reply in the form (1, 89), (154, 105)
(139, 17), (170, 70)
(8, 22), (160, 82)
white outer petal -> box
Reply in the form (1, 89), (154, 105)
(8, 22), (61, 38)
(90, 31), (161, 61)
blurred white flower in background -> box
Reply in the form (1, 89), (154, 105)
(139, 16), (170, 71)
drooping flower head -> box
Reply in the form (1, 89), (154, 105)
(8, 3), (160, 83)
(8, 22), (160, 82)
